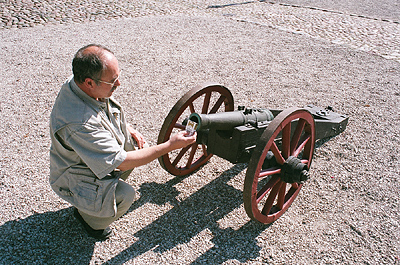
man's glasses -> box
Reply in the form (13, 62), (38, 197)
(94, 70), (122, 86)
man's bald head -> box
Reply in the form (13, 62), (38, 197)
(72, 44), (114, 84)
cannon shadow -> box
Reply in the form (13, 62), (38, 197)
(105, 163), (269, 264)
(0, 207), (96, 264)
(105, 136), (338, 264)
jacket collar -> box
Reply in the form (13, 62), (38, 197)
(70, 77), (107, 110)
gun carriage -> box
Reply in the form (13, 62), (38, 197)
(157, 83), (348, 224)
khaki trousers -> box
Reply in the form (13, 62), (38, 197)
(78, 180), (136, 230)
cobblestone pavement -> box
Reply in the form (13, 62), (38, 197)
(1, 0), (399, 62)
(271, 0), (400, 22)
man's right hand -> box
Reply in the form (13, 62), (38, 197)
(168, 131), (197, 150)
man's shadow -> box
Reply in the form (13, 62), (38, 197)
(0, 163), (266, 265)
(0, 207), (96, 264)
(105, 163), (269, 264)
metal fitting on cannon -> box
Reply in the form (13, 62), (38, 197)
(280, 156), (310, 184)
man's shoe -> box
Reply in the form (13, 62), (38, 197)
(73, 208), (113, 240)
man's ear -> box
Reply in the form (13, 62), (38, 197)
(83, 78), (95, 89)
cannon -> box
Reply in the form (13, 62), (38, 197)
(157, 83), (348, 224)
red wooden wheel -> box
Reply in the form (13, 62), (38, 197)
(157, 83), (234, 176)
(243, 108), (315, 224)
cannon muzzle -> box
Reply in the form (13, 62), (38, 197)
(189, 107), (274, 131)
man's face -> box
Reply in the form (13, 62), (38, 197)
(93, 53), (121, 100)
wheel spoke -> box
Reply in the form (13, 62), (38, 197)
(301, 159), (309, 165)
(282, 122), (291, 159)
(261, 180), (283, 215)
(172, 145), (191, 167)
(201, 144), (208, 156)
(209, 95), (226, 114)
(185, 144), (198, 168)
(277, 183), (287, 210)
(290, 119), (306, 154)
(270, 142), (285, 165)
(259, 167), (281, 178)
(202, 91), (211, 114)
(285, 186), (299, 202)
(174, 123), (185, 130)
(189, 102), (195, 113)
(256, 175), (280, 203)
(293, 133), (311, 157)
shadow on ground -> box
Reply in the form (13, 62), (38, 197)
(105, 163), (269, 264)
(104, 136), (339, 264)
(0, 138), (338, 264)
(0, 207), (96, 264)
(0, 163), (271, 264)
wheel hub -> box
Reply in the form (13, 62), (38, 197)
(280, 156), (309, 184)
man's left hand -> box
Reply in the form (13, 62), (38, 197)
(128, 126), (146, 149)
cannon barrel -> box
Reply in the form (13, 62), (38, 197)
(189, 107), (274, 131)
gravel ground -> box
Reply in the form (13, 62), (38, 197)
(0, 1), (399, 264)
